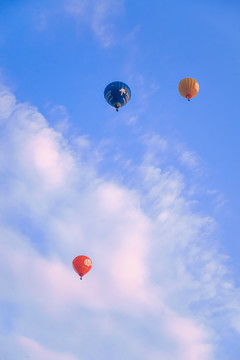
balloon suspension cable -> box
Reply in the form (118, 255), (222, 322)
(188, 98), (190, 102)
(79, 274), (83, 280)
(116, 108), (119, 112)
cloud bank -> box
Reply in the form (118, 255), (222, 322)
(0, 84), (240, 360)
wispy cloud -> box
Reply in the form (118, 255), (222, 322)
(179, 150), (199, 169)
(64, 0), (125, 47)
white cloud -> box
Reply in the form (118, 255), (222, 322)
(142, 133), (168, 154)
(0, 86), (16, 120)
(179, 150), (199, 169)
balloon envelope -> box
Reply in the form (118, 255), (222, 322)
(178, 78), (199, 100)
(72, 256), (92, 279)
(104, 81), (131, 111)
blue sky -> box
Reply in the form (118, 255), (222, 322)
(1, 1), (240, 359)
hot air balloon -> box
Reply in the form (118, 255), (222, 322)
(72, 255), (92, 280)
(104, 81), (131, 111)
(178, 78), (199, 101)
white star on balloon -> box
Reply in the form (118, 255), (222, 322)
(119, 88), (126, 95)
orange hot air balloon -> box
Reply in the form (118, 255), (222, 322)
(72, 255), (92, 280)
(178, 78), (199, 101)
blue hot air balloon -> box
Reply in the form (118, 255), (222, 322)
(104, 81), (131, 111)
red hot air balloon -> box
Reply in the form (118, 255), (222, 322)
(72, 256), (92, 280)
